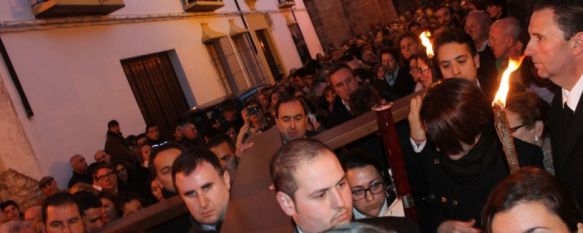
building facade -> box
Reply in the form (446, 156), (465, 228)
(0, 0), (322, 187)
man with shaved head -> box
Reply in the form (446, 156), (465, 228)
(466, 10), (498, 99)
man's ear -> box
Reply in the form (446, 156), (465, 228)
(276, 191), (296, 217)
(572, 32), (583, 56)
(534, 120), (544, 138)
(223, 171), (231, 190)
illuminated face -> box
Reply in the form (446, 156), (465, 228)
(153, 148), (182, 193)
(277, 151), (353, 233)
(437, 42), (479, 81)
(209, 142), (238, 172)
(416, 58), (434, 89)
(94, 168), (118, 193)
(45, 204), (86, 233)
(525, 8), (576, 87)
(330, 68), (359, 102)
(400, 37), (420, 60)
(175, 162), (231, 225)
(491, 201), (582, 233)
(150, 179), (164, 201)
(346, 165), (386, 217)
(489, 24), (511, 59)
(276, 100), (308, 142)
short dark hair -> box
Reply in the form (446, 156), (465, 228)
(145, 124), (157, 132)
(482, 167), (583, 233)
(73, 191), (102, 213)
(149, 141), (183, 175)
(171, 147), (225, 189)
(206, 134), (236, 152)
(42, 193), (80, 224)
(534, 0), (583, 40)
(107, 120), (119, 129)
(379, 48), (400, 63)
(0, 200), (18, 212)
(420, 78), (491, 155)
(274, 96), (307, 119)
(116, 191), (142, 214)
(328, 63), (353, 84)
(270, 139), (333, 198)
(339, 148), (382, 174)
(433, 30), (477, 61)
(91, 163), (114, 180)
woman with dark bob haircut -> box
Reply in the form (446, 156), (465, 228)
(482, 167), (583, 233)
(408, 78), (543, 233)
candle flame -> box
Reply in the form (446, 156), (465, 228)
(492, 56), (525, 107)
(419, 31), (434, 58)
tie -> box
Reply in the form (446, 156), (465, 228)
(564, 103), (574, 126)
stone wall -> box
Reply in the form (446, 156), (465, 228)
(304, 0), (399, 49)
(0, 169), (43, 211)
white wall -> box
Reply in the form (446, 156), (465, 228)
(0, 0), (322, 188)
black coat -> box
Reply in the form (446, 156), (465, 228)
(550, 92), (583, 208)
(323, 96), (353, 129)
(477, 46), (498, 102)
(414, 128), (543, 232)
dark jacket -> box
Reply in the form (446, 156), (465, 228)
(323, 96), (353, 129)
(550, 92), (583, 208)
(67, 171), (92, 188)
(104, 131), (137, 164)
(477, 46), (498, 102)
(415, 127), (542, 232)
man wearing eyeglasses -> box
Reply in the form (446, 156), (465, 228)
(92, 164), (119, 195)
(341, 151), (401, 219)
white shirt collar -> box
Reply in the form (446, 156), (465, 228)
(352, 198), (389, 220)
(562, 73), (583, 111)
(478, 40), (489, 52)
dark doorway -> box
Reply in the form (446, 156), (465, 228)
(255, 29), (283, 81)
(121, 51), (190, 140)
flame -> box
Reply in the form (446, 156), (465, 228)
(419, 31), (434, 58)
(492, 56), (525, 107)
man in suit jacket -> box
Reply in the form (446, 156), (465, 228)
(324, 64), (359, 129)
(525, 1), (583, 207)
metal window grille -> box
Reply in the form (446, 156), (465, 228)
(232, 32), (267, 87)
(205, 37), (249, 95)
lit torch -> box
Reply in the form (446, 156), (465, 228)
(419, 31), (434, 59)
(492, 56), (525, 174)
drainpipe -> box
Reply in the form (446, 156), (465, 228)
(0, 36), (34, 118)
(233, 0), (258, 54)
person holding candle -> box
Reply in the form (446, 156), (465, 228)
(407, 78), (543, 233)
(525, 0), (583, 209)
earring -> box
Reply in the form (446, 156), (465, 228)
(535, 136), (540, 142)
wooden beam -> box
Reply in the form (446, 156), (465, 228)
(99, 93), (414, 233)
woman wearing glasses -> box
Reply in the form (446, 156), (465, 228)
(340, 149), (399, 219)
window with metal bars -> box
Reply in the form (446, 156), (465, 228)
(205, 37), (249, 95)
(232, 32), (267, 87)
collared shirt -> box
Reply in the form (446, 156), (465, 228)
(478, 40), (489, 53)
(385, 66), (400, 87)
(341, 99), (352, 114)
(562, 73), (583, 111)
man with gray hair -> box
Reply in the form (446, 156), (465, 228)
(465, 10), (498, 91)
(489, 17), (523, 68)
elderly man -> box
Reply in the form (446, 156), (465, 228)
(172, 147), (231, 233)
(271, 139), (352, 233)
(489, 17), (524, 69)
(465, 11), (498, 92)
(525, 0), (583, 208)
(68, 154), (91, 188)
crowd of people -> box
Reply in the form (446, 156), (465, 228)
(1, 0), (583, 232)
